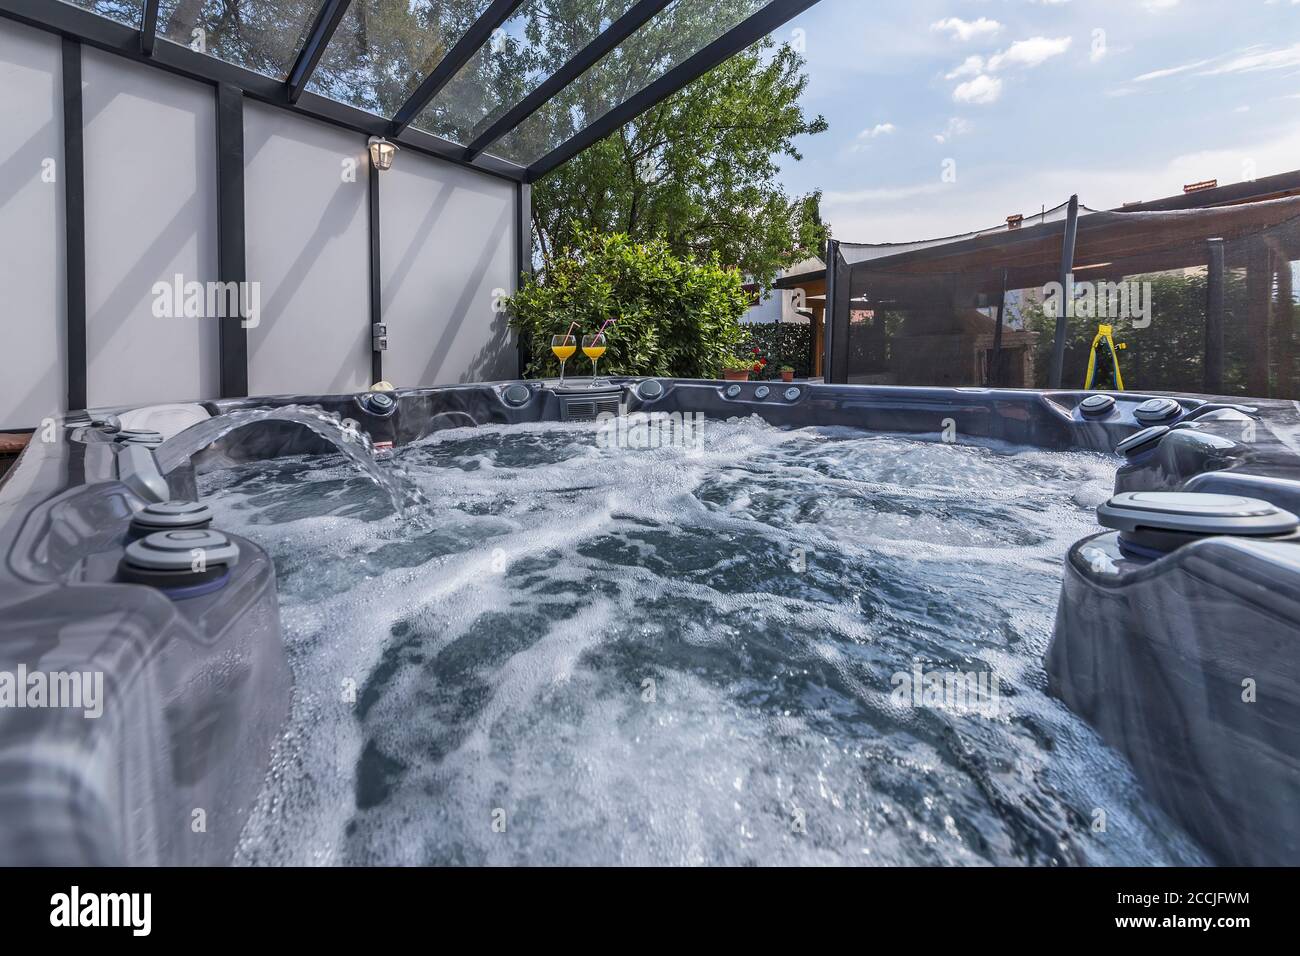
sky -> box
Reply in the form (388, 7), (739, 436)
(771, 0), (1300, 243)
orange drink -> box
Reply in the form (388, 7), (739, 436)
(582, 333), (607, 388)
(551, 334), (577, 386)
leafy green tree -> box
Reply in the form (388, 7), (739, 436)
(505, 227), (749, 379)
(531, 38), (827, 291)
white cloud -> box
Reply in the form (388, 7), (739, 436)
(953, 74), (1003, 104)
(986, 37), (1074, 72)
(1135, 42), (1300, 83)
(859, 123), (896, 138)
(1142, 0), (1180, 10)
(933, 117), (972, 144)
(1133, 57), (1215, 82)
(823, 181), (953, 206)
(940, 35), (1070, 107)
(930, 17), (1003, 42)
(1198, 42), (1300, 77)
(822, 126), (1300, 243)
(946, 55), (985, 80)
(849, 123), (896, 153)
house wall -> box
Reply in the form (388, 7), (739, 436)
(743, 288), (814, 325)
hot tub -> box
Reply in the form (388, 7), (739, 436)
(1, 380), (1297, 866)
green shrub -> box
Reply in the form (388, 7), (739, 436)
(505, 228), (750, 379)
(740, 321), (813, 379)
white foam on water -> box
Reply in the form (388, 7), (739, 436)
(213, 416), (1208, 866)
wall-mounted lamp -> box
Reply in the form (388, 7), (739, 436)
(368, 136), (399, 171)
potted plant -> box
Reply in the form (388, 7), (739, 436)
(779, 365), (795, 383)
(721, 354), (754, 381)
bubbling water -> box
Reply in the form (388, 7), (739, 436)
(213, 417), (1208, 866)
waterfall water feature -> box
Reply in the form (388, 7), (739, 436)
(157, 405), (427, 515)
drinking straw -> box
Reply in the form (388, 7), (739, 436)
(595, 317), (616, 338)
(563, 321), (579, 340)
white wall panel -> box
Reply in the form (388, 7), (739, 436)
(244, 102), (371, 396)
(380, 149), (517, 387)
(4, 32), (520, 415)
(82, 48), (219, 407)
(0, 19), (65, 428)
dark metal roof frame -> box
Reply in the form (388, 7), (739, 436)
(462, 0), (676, 162)
(0, 0), (527, 181)
(287, 0), (353, 104)
(139, 0), (158, 56)
(389, 0), (528, 136)
(0, 0), (821, 183)
(524, 0), (823, 181)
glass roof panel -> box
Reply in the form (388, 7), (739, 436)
(155, 1), (321, 80)
(56, 1), (143, 29)
(411, 0), (641, 148)
(306, 0), (494, 119)
(53, 0), (786, 174)
(490, 0), (765, 167)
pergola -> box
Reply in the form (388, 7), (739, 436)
(0, 0), (820, 183)
(778, 171), (1300, 391)
(0, 1), (823, 415)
